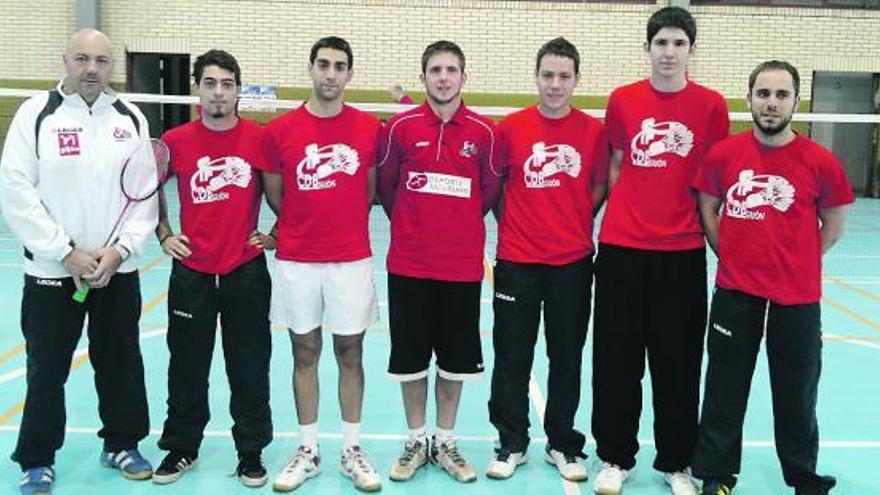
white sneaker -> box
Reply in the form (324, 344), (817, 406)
(273, 446), (320, 492)
(340, 445), (381, 492)
(486, 448), (526, 479)
(430, 436), (477, 483)
(389, 438), (428, 481)
(544, 447), (588, 482)
(665, 468), (698, 495)
(594, 462), (628, 495)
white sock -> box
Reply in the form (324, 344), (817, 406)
(408, 425), (427, 443)
(300, 422), (319, 451)
(435, 427), (454, 445)
(342, 421), (360, 449)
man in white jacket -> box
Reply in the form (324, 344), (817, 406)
(0, 28), (157, 495)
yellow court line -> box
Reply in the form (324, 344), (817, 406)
(484, 255), (494, 288)
(0, 343), (25, 367)
(823, 296), (880, 333)
(828, 276), (880, 304)
(824, 334), (880, 342)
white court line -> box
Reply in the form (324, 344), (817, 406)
(823, 332), (880, 350)
(0, 328), (168, 385)
(529, 373), (582, 495)
(0, 425), (877, 450)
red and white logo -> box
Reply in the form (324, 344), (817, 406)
(58, 132), (81, 156)
(113, 127), (132, 141)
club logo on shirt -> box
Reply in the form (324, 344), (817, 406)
(460, 141), (478, 158)
(630, 118), (694, 168)
(523, 141), (582, 188)
(190, 155), (253, 204)
(724, 169), (795, 221)
(57, 132), (81, 156)
(113, 127), (132, 141)
(406, 171), (472, 198)
(296, 143), (360, 191)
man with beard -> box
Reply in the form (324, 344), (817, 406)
(263, 36), (383, 492)
(691, 60), (852, 495)
(377, 40), (502, 484)
(153, 49), (274, 488)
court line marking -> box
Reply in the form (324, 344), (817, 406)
(828, 276), (880, 304)
(822, 296), (880, 334)
(0, 425), (876, 450)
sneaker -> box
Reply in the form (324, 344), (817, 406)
(486, 448), (526, 480)
(152, 452), (197, 485)
(701, 481), (734, 495)
(665, 469), (698, 495)
(795, 475), (836, 495)
(594, 462), (628, 495)
(273, 446), (320, 492)
(19, 466), (53, 495)
(389, 437), (429, 481)
(100, 449), (153, 480)
(544, 446), (587, 482)
(237, 453), (268, 488)
(430, 436), (477, 483)
(340, 445), (381, 492)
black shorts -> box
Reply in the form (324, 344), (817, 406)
(387, 274), (483, 381)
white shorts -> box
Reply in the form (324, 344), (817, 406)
(272, 258), (378, 335)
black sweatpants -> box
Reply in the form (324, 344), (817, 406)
(157, 255), (272, 457)
(12, 271), (149, 470)
(591, 243), (707, 472)
(693, 287), (835, 493)
(488, 257), (592, 456)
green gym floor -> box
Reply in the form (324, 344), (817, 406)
(0, 187), (876, 494)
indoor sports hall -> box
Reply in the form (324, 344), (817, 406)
(0, 1), (878, 494)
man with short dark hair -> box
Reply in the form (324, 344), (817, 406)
(377, 39), (502, 483)
(263, 36), (383, 492)
(592, 6), (730, 495)
(692, 60), (851, 495)
(486, 36), (608, 482)
(152, 48), (274, 488)
(0, 28), (157, 495)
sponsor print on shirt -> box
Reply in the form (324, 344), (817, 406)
(406, 171), (472, 198)
(725, 169), (795, 221)
(57, 131), (81, 156)
(296, 143), (360, 191)
(191, 155), (253, 204)
(524, 141), (581, 188)
(630, 118), (694, 168)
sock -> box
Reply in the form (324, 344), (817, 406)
(300, 422), (319, 451)
(408, 425), (427, 444)
(342, 421), (360, 449)
(435, 427), (454, 445)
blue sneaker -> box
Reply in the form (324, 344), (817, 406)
(20, 466), (53, 495)
(100, 449), (153, 480)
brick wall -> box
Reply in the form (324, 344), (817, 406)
(0, 1), (878, 98)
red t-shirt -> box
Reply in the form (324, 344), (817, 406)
(599, 79), (729, 251)
(162, 118), (269, 275)
(377, 102), (502, 282)
(496, 106), (609, 265)
(693, 132), (855, 305)
(263, 104), (381, 262)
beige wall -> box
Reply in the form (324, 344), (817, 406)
(1, 1), (878, 98)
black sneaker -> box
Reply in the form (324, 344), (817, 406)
(237, 453), (268, 488)
(152, 451), (197, 485)
(701, 481), (734, 495)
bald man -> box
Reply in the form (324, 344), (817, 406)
(0, 29), (157, 494)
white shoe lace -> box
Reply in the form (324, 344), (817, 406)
(597, 463), (625, 484)
(282, 449), (314, 476)
(345, 448), (376, 475)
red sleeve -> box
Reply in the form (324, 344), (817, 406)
(260, 124), (283, 174)
(817, 150), (855, 209)
(247, 124), (272, 172)
(480, 117), (503, 215)
(495, 116), (512, 179)
(590, 124), (610, 186)
(376, 118), (401, 217)
(692, 143), (725, 197)
(707, 94), (731, 148)
(365, 116), (382, 168)
(160, 129), (178, 179)
(604, 92), (627, 151)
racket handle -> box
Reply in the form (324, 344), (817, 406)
(72, 281), (90, 303)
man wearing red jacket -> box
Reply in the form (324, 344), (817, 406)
(377, 39), (502, 484)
